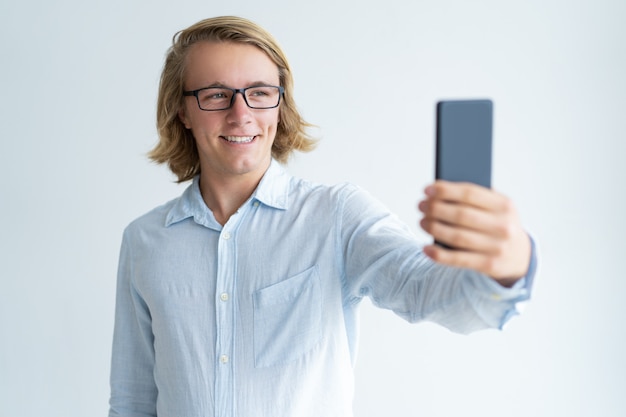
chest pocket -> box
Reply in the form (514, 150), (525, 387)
(252, 265), (322, 368)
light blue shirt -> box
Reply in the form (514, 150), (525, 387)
(109, 160), (535, 417)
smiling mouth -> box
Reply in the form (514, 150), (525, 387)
(222, 135), (256, 144)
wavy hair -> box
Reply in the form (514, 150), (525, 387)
(148, 16), (317, 182)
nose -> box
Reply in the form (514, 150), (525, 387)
(226, 92), (252, 124)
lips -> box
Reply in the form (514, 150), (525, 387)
(222, 135), (256, 143)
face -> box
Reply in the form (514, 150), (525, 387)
(179, 41), (280, 182)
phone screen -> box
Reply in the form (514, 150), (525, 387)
(436, 99), (493, 188)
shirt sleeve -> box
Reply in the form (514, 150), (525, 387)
(108, 228), (158, 417)
(338, 184), (535, 334)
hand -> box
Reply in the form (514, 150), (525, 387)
(417, 180), (531, 286)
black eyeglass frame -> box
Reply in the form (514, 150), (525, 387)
(182, 85), (285, 111)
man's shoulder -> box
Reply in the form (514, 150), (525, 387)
(288, 174), (359, 199)
(124, 196), (181, 234)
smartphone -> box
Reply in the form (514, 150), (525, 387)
(435, 99), (493, 248)
(436, 99), (493, 188)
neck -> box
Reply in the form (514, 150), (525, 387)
(198, 165), (269, 226)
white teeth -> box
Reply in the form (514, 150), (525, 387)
(223, 136), (255, 143)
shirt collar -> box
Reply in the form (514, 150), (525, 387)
(252, 159), (290, 210)
(165, 159), (290, 228)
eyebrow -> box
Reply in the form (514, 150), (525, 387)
(196, 80), (279, 89)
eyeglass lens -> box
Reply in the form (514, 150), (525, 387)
(197, 86), (281, 110)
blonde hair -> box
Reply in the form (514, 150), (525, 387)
(149, 16), (317, 182)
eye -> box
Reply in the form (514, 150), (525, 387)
(208, 91), (228, 99)
(248, 88), (270, 97)
(198, 88), (231, 101)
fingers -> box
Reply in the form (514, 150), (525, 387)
(425, 180), (511, 213)
(420, 180), (518, 241)
(418, 199), (510, 239)
(419, 217), (501, 253)
(418, 180), (531, 282)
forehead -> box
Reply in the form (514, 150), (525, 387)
(183, 41), (279, 88)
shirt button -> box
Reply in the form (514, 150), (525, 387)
(222, 232), (231, 240)
(220, 355), (229, 364)
(220, 293), (229, 302)
(490, 293), (502, 301)
(253, 201), (260, 207)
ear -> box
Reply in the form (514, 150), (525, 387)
(178, 108), (192, 129)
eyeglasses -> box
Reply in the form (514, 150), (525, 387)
(183, 85), (285, 111)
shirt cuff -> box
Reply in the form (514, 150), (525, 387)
(471, 234), (538, 329)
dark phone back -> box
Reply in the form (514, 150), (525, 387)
(436, 99), (493, 188)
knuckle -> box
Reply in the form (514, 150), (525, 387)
(494, 220), (514, 239)
(454, 208), (471, 225)
(461, 187), (473, 202)
(465, 184), (481, 202)
(501, 195), (515, 213)
(500, 222), (516, 240)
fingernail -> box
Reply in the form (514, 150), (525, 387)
(423, 245), (435, 258)
(425, 185), (435, 196)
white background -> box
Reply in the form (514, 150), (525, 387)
(1, 0), (625, 416)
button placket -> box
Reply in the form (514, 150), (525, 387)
(215, 226), (237, 417)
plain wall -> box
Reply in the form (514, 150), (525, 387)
(1, 0), (624, 416)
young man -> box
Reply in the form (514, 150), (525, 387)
(109, 16), (536, 417)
